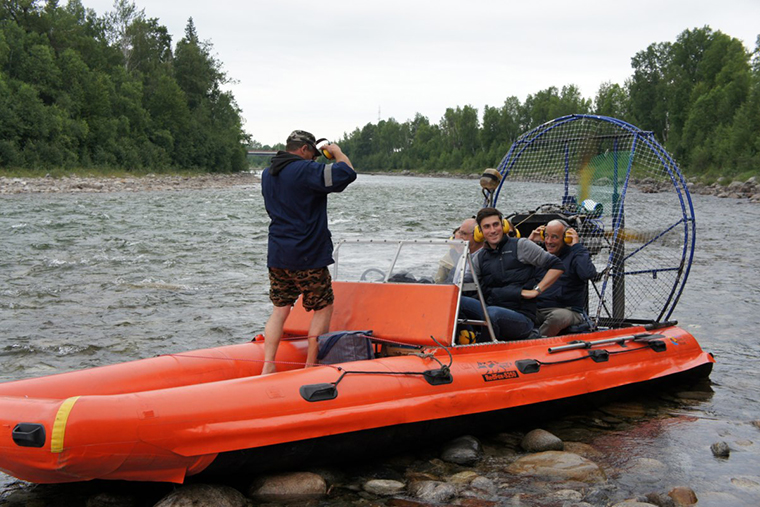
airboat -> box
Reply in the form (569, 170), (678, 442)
(0, 115), (712, 484)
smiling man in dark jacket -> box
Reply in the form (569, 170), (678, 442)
(459, 207), (564, 341)
(260, 130), (356, 374)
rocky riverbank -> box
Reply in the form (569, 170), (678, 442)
(2, 172), (759, 202)
(0, 172), (258, 194)
(640, 175), (760, 202)
(377, 171), (760, 203)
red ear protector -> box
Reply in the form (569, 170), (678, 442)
(473, 217), (520, 243)
(315, 138), (333, 159)
(540, 220), (573, 245)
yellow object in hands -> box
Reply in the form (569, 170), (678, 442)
(315, 138), (333, 159)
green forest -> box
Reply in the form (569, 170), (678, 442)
(1, 1), (759, 179)
(1, 0), (248, 173)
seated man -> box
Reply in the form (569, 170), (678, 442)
(434, 218), (482, 284)
(529, 219), (598, 336)
(459, 208), (564, 341)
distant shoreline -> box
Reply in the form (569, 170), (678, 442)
(1, 171), (758, 202)
(0, 172), (259, 195)
(0, 171), (476, 195)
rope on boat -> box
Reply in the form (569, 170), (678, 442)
(163, 334), (454, 381)
(163, 352), (340, 371)
(329, 335), (453, 388)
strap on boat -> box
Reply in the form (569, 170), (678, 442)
(51, 396), (81, 453)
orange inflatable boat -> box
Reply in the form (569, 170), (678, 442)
(0, 277), (713, 484)
(0, 115), (715, 484)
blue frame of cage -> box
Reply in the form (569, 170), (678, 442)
(489, 114), (695, 324)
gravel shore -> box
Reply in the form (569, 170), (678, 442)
(2, 172), (759, 202)
(0, 172), (259, 194)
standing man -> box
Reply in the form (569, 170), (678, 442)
(529, 219), (598, 336)
(460, 208), (564, 341)
(261, 130), (356, 374)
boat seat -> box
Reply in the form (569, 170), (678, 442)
(283, 281), (459, 347)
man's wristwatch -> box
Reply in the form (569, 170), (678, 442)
(533, 284), (542, 293)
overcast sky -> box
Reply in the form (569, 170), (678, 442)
(83, 0), (760, 147)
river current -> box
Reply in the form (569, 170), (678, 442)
(1, 174), (759, 504)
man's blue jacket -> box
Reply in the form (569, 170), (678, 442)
(536, 243), (597, 312)
(262, 152), (356, 270)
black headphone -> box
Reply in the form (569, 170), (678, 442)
(540, 219), (573, 245)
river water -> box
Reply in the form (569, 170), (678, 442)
(1, 175), (759, 505)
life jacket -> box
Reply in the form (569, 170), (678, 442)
(478, 237), (537, 321)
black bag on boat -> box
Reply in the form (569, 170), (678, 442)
(317, 330), (374, 364)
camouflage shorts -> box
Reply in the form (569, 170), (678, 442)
(268, 267), (334, 311)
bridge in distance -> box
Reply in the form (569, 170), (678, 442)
(247, 150), (277, 157)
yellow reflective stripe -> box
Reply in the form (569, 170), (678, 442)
(50, 396), (80, 454)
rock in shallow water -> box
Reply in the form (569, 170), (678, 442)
(362, 479), (406, 496)
(506, 451), (606, 483)
(667, 486), (698, 506)
(248, 471), (326, 501)
(710, 441), (730, 457)
(469, 476), (497, 495)
(623, 457), (668, 483)
(521, 428), (564, 452)
(644, 491), (676, 507)
(407, 480), (456, 504)
(153, 484), (248, 507)
(447, 470), (478, 484)
(440, 435), (482, 465)
(549, 489), (583, 502)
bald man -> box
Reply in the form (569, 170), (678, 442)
(530, 219), (598, 336)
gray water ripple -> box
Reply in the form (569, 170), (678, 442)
(1, 176), (759, 504)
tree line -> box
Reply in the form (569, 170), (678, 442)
(2, 4), (758, 179)
(1, 0), (248, 172)
(333, 27), (760, 179)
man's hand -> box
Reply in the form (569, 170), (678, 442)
(566, 227), (580, 246)
(323, 143), (343, 158)
(529, 226), (544, 243)
(323, 143), (354, 169)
